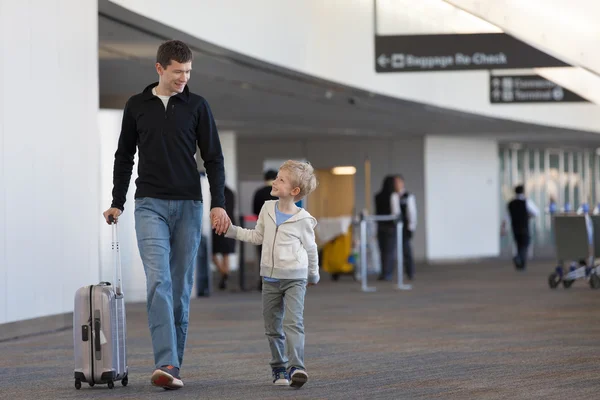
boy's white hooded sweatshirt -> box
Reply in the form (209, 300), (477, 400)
(225, 200), (320, 283)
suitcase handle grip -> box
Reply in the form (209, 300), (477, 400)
(108, 215), (116, 224)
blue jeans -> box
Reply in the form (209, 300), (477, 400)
(134, 197), (203, 369)
(262, 278), (307, 371)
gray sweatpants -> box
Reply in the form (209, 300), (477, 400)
(262, 278), (307, 370)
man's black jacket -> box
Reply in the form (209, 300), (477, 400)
(111, 83), (225, 211)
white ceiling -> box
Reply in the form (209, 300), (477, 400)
(98, 3), (600, 145)
(442, 0), (600, 105)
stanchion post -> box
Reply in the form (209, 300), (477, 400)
(360, 213), (376, 292)
(395, 218), (412, 290)
(365, 158), (371, 212)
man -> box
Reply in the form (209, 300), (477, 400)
(252, 170), (277, 290)
(391, 175), (417, 281)
(102, 40), (230, 390)
(502, 184), (539, 270)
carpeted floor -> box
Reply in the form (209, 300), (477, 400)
(1, 260), (599, 400)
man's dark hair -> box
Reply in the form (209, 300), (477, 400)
(157, 40), (193, 68)
(264, 170), (277, 181)
(515, 184), (525, 195)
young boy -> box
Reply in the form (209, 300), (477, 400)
(224, 160), (319, 388)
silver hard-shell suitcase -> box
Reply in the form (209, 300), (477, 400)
(73, 216), (128, 389)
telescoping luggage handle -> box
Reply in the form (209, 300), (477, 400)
(108, 215), (123, 296)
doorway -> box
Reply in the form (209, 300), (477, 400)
(307, 168), (355, 220)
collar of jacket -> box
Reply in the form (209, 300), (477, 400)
(265, 200), (315, 225)
(141, 82), (190, 103)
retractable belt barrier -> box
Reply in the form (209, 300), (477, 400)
(358, 213), (412, 292)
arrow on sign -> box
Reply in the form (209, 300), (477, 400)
(377, 54), (390, 68)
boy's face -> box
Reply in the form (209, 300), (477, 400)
(271, 169), (300, 200)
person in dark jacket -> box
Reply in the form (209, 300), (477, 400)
(102, 40), (230, 390)
(252, 170), (277, 290)
(502, 184), (539, 270)
(212, 185), (236, 290)
(374, 176), (398, 281)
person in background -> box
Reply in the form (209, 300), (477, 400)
(212, 185), (236, 290)
(374, 176), (398, 281)
(502, 184), (539, 270)
(548, 196), (557, 215)
(391, 175), (417, 281)
(252, 170), (278, 290)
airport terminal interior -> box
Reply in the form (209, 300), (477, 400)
(1, 0), (600, 399)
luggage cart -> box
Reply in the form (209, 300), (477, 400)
(587, 215), (600, 289)
(548, 214), (595, 289)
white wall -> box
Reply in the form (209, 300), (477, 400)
(219, 131), (237, 192)
(110, 0), (600, 133)
(425, 136), (500, 261)
(0, 1), (100, 324)
(0, 2), (5, 324)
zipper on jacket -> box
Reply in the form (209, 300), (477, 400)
(270, 226), (279, 277)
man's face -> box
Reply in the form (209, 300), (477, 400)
(156, 60), (192, 93)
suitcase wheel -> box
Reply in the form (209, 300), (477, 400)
(75, 379), (81, 390)
(548, 273), (561, 289)
(122, 375), (128, 387)
(108, 381), (115, 389)
(562, 279), (574, 289)
(88, 382), (94, 387)
(590, 273), (600, 289)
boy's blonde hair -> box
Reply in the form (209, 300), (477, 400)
(279, 160), (318, 201)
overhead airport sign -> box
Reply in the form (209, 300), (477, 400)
(490, 74), (589, 104)
(375, 33), (568, 72)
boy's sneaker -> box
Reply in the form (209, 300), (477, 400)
(151, 365), (184, 390)
(272, 367), (290, 386)
(289, 367), (308, 389)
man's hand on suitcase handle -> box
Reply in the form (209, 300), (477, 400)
(103, 208), (122, 225)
